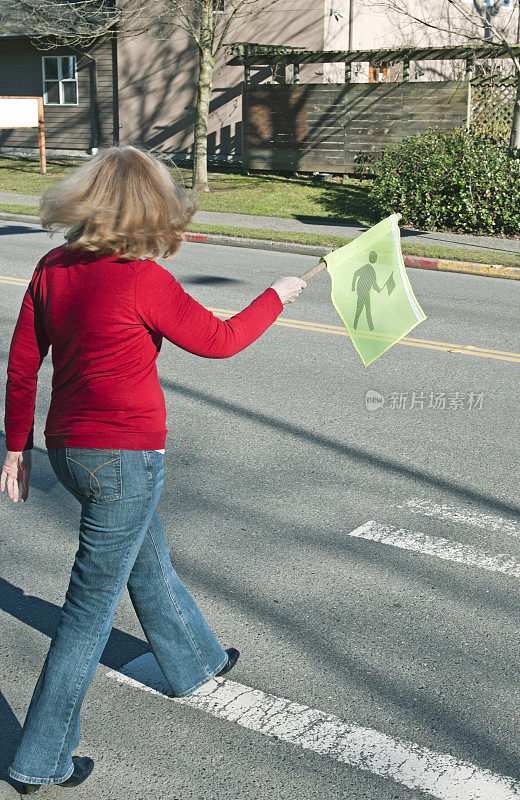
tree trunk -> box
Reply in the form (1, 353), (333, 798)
(509, 76), (520, 156)
(193, 46), (214, 192)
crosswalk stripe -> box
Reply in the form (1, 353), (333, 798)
(106, 653), (520, 800)
(349, 520), (520, 578)
(402, 499), (520, 537)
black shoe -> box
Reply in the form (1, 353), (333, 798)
(19, 784), (40, 796)
(58, 756), (94, 787)
(19, 756), (94, 794)
(217, 647), (240, 677)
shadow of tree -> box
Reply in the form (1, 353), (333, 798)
(2, 435), (520, 784)
(0, 575), (151, 786)
(0, 225), (44, 236)
(293, 176), (380, 224)
(2, 377), (519, 787)
(160, 377), (519, 519)
(1, 689), (21, 785)
(180, 274), (244, 286)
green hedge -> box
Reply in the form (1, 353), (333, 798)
(369, 127), (520, 235)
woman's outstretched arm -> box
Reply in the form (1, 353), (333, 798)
(4, 267), (50, 452)
(135, 260), (285, 359)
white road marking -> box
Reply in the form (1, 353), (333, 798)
(349, 521), (520, 578)
(106, 653), (520, 800)
(402, 499), (520, 537)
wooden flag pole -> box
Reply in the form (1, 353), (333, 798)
(299, 261), (325, 282)
(298, 213), (402, 282)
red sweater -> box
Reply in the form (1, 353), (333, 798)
(4, 245), (283, 451)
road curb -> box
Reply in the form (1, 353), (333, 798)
(0, 211), (43, 226)
(404, 253), (520, 281)
(185, 233), (520, 280)
(1, 212), (518, 280)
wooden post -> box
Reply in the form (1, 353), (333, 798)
(244, 64), (251, 86)
(287, 64), (299, 84)
(465, 54), (474, 131)
(37, 96), (46, 175)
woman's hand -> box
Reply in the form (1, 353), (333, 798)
(269, 276), (307, 304)
(1, 450), (32, 503)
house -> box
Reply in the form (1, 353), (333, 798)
(0, 0), (119, 154)
(0, 0), (517, 162)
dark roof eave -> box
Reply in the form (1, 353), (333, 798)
(0, 17), (120, 40)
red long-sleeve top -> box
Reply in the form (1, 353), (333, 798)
(4, 245), (283, 452)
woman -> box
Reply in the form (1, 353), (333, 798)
(1, 145), (306, 794)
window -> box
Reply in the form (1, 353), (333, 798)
(42, 56), (78, 105)
(213, 0), (225, 12)
(369, 64), (388, 83)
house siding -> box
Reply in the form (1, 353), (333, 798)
(117, 1), (330, 160)
(0, 35), (116, 152)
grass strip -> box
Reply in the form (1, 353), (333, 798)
(0, 158), (377, 224)
(187, 222), (520, 269)
(1, 205), (518, 270)
(0, 204), (40, 216)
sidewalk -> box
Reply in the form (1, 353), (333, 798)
(1, 191), (519, 257)
(1, 191), (519, 280)
(195, 210), (520, 257)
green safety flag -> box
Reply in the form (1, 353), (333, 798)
(321, 214), (426, 367)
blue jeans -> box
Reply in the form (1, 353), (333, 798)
(8, 448), (228, 786)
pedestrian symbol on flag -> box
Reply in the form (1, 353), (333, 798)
(317, 214), (426, 367)
(384, 270), (396, 296)
(351, 251), (396, 331)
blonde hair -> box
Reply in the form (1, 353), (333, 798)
(40, 145), (198, 260)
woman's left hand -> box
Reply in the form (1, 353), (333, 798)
(1, 450), (32, 503)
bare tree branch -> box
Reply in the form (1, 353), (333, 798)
(362, 0), (520, 151)
(367, 0), (519, 71)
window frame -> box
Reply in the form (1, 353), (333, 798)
(42, 55), (79, 106)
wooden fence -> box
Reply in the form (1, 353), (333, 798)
(243, 82), (468, 173)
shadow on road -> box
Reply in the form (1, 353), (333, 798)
(180, 275), (244, 286)
(0, 225), (44, 236)
(1, 380), (519, 787)
(0, 575), (150, 787)
(161, 377), (519, 520)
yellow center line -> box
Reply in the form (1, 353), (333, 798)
(0, 276), (30, 286)
(1, 277), (517, 365)
(208, 308), (520, 364)
(208, 306), (519, 357)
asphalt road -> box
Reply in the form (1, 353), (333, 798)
(1, 221), (519, 800)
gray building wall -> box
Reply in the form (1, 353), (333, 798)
(116, 0), (333, 160)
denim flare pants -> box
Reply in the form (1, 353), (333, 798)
(8, 447), (228, 786)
